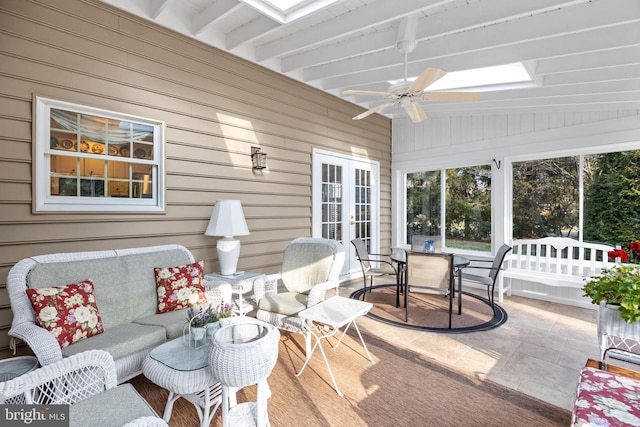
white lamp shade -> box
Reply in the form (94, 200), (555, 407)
(205, 200), (249, 276)
(205, 200), (250, 237)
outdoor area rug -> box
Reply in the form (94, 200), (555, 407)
(350, 283), (508, 333)
(130, 330), (571, 426)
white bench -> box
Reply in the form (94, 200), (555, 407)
(503, 237), (614, 290)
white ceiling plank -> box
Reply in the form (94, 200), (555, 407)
(414, 103), (640, 117)
(418, 93), (640, 113)
(281, 27), (397, 72)
(149, 0), (171, 19)
(543, 64), (640, 86)
(100, 0), (166, 18)
(307, 1), (640, 83)
(281, 0), (575, 73)
(362, 82), (640, 109)
(460, 80), (640, 103)
(411, 0), (594, 44)
(406, 0), (640, 59)
(321, 23), (640, 90)
(536, 47), (640, 75)
(192, 0), (242, 35)
(225, 15), (281, 49)
(254, 0), (456, 61)
(294, 0), (595, 81)
(305, 47), (403, 82)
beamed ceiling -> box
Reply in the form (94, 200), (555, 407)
(100, 0), (640, 120)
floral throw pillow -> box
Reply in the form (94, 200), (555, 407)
(154, 260), (207, 313)
(26, 280), (104, 349)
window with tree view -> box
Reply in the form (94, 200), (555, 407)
(512, 156), (579, 239)
(406, 165), (491, 253)
(512, 150), (640, 251)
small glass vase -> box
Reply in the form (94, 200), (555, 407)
(423, 240), (435, 253)
(206, 321), (221, 339)
(190, 326), (206, 341)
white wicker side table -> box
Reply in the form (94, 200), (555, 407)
(205, 271), (266, 315)
(209, 319), (280, 427)
(142, 338), (221, 427)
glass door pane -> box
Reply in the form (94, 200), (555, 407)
(354, 168), (372, 252)
(321, 163), (343, 241)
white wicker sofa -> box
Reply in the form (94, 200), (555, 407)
(7, 244), (220, 383)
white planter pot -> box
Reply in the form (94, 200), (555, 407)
(597, 301), (640, 359)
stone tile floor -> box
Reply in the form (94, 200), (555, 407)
(338, 278), (600, 411)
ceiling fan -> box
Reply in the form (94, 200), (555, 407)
(343, 17), (480, 123)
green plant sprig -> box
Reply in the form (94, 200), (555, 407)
(583, 265), (640, 323)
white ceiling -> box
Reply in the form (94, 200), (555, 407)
(100, 0), (640, 120)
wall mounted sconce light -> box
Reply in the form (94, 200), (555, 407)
(251, 146), (267, 170)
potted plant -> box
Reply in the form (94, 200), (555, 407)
(205, 302), (235, 338)
(583, 264), (640, 324)
(186, 305), (215, 341)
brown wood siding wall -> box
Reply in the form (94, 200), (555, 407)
(0, 0), (391, 358)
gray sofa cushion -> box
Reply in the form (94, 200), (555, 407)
(114, 250), (194, 322)
(134, 308), (190, 340)
(70, 383), (160, 427)
(61, 323), (166, 361)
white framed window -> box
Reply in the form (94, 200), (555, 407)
(34, 96), (165, 212)
(405, 164), (492, 254)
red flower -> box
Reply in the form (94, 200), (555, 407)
(630, 242), (640, 251)
(608, 248), (629, 262)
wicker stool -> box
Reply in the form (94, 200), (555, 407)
(209, 318), (280, 427)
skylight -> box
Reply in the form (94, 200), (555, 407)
(391, 63), (535, 92)
(267, 0), (307, 10)
(240, 0), (338, 23)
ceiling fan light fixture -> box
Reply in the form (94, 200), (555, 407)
(345, 17), (479, 124)
(395, 15), (418, 54)
(395, 39), (415, 54)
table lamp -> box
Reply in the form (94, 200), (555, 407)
(205, 200), (250, 275)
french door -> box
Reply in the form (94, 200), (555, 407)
(312, 149), (380, 278)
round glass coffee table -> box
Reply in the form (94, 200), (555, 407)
(142, 338), (221, 427)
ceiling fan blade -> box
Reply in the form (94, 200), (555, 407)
(343, 90), (394, 98)
(421, 91), (481, 102)
(353, 102), (395, 120)
(409, 68), (447, 93)
(404, 103), (427, 123)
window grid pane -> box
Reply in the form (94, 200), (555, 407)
(321, 164), (342, 240)
(49, 109), (156, 200)
(354, 168), (372, 247)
